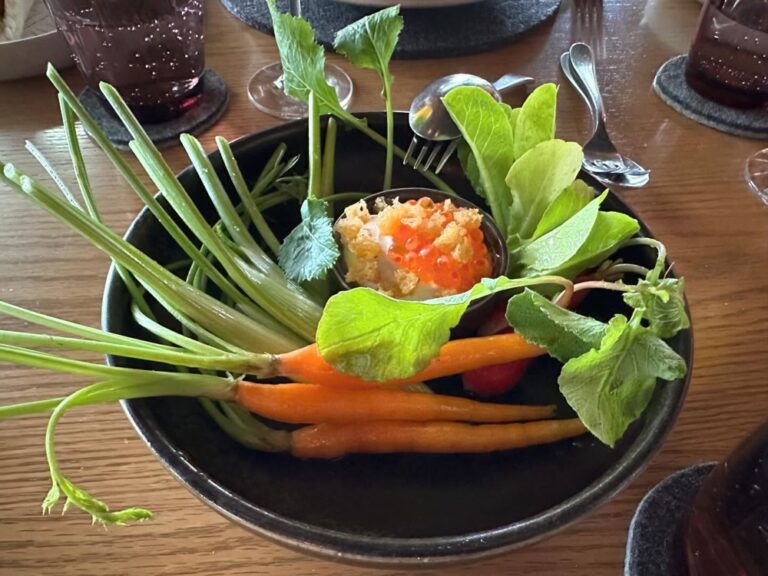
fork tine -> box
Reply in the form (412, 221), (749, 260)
(435, 140), (459, 174)
(413, 142), (430, 171)
(403, 136), (419, 166)
(421, 142), (445, 173)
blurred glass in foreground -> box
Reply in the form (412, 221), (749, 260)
(45, 0), (206, 123)
(677, 419), (768, 575)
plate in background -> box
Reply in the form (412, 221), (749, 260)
(0, 1), (72, 82)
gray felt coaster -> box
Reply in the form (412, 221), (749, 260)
(624, 463), (715, 576)
(78, 69), (229, 151)
(220, 0), (561, 60)
(653, 55), (768, 140)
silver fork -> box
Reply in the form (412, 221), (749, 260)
(561, 43), (650, 187)
(571, 0), (604, 60)
(403, 73), (534, 174)
(403, 137), (460, 174)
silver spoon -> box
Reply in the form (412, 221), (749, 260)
(561, 44), (650, 188)
(405, 73), (534, 172)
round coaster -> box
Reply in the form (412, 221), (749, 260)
(653, 55), (768, 140)
(78, 69), (230, 151)
(220, 0), (561, 60)
(624, 463), (715, 576)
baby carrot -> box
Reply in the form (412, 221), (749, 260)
(234, 382), (556, 424)
(290, 418), (588, 459)
(273, 333), (545, 387)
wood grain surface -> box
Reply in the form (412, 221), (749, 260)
(1, 0), (767, 574)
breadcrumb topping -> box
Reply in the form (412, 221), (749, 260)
(335, 197), (491, 299)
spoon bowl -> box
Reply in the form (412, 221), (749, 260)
(405, 72), (533, 173)
(409, 73), (533, 141)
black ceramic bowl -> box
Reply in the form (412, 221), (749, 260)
(102, 112), (692, 567)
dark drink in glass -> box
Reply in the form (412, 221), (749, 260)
(685, 0), (768, 108)
(679, 419), (768, 575)
(45, 0), (205, 123)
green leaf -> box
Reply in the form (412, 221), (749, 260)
(266, 0), (343, 115)
(547, 211), (640, 279)
(558, 315), (687, 446)
(506, 139), (584, 243)
(443, 86), (516, 236)
(316, 276), (562, 381)
(333, 6), (402, 190)
(624, 278), (690, 339)
(505, 289), (606, 362)
(333, 6), (402, 88)
(532, 179), (595, 240)
(513, 83), (558, 160)
(278, 197), (340, 283)
(57, 476), (153, 525)
(506, 106), (521, 142)
(42, 482), (61, 514)
(457, 140), (483, 197)
(516, 191), (606, 275)
(457, 101), (518, 202)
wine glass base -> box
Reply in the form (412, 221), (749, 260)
(745, 149), (768, 206)
(248, 61), (353, 120)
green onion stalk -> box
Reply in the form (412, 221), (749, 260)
(0, 38), (458, 524)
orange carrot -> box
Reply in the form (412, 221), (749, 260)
(273, 333), (545, 387)
(290, 418), (588, 459)
(234, 382), (555, 424)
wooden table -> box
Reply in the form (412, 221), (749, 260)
(1, 1), (767, 574)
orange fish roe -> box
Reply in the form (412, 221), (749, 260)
(335, 196), (492, 298)
(379, 197), (491, 293)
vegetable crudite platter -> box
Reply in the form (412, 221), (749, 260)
(0, 3), (692, 567)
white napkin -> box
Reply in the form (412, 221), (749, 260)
(1, 0), (39, 42)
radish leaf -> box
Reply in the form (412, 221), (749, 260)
(558, 315), (686, 446)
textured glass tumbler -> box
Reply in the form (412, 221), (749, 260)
(685, 0), (768, 109)
(45, 0), (206, 123)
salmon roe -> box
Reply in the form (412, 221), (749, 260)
(377, 197), (492, 293)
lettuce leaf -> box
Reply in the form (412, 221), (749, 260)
(515, 191), (606, 274)
(443, 86), (516, 236)
(505, 139), (584, 245)
(532, 179), (595, 240)
(543, 211), (640, 279)
(512, 83), (557, 160)
(316, 276), (562, 381)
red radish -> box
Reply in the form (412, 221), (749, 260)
(462, 288), (591, 397)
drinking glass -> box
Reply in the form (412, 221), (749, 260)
(673, 419), (768, 575)
(685, 1), (768, 204)
(745, 149), (768, 205)
(685, 0), (768, 109)
(247, 0), (353, 119)
(44, 0), (206, 123)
